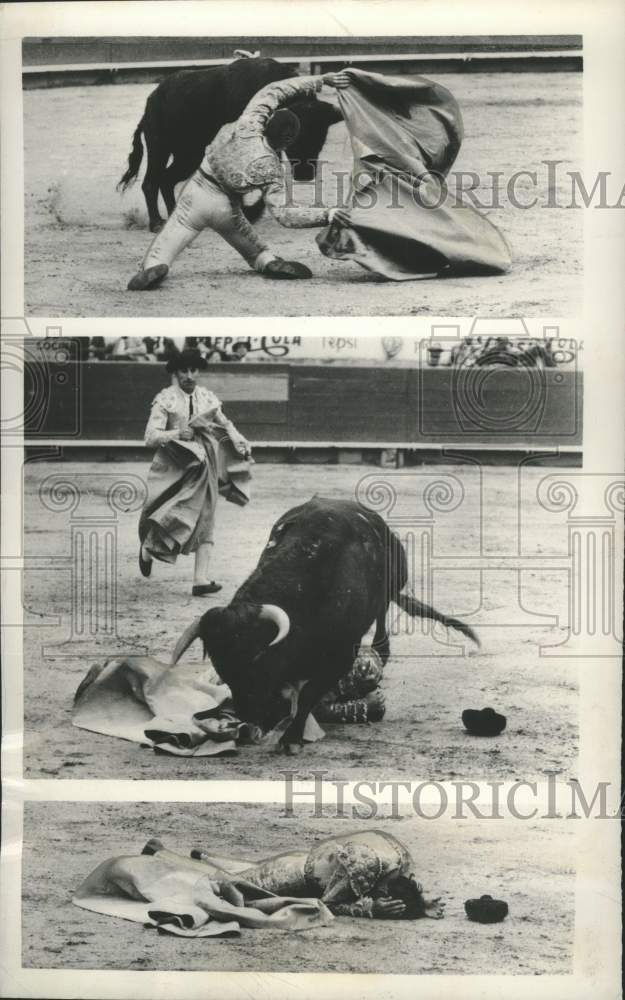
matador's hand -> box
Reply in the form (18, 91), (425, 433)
(372, 898), (406, 919)
(329, 207), (352, 228)
(231, 434), (251, 457)
(323, 71), (351, 89)
(179, 427), (195, 441)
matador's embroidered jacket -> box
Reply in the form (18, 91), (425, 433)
(200, 75), (330, 228)
(144, 385), (222, 448)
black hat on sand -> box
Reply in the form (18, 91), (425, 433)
(461, 707), (507, 737)
(166, 349), (207, 374)
(464, 895), (509, 923)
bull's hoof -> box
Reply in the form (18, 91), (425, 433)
(127, 263), (169, 291)
(149, 221), (165, 234)
(279, 740), (304, 755)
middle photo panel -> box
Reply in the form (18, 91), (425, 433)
(22, 332), (582, 782)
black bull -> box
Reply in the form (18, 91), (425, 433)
(171, 497), (479, 752)
(118, 57), (342, 232)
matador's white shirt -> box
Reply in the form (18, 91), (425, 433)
(144, 385), (222, 448)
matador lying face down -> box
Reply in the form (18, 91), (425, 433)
(74, 829), (445, 936)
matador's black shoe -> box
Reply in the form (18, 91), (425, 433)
(127, 263), (169, 290)
(139, 546), (152, 578)
(192, 581), (223, 596)
(261, 259), (312, 279)
(141, 838), (165, 856)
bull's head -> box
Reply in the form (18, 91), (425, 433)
(170, 603), (292, 729)
(286, 99), (343, 181)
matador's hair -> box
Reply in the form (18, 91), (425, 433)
(390, 876), (427, 919)
(265, 108), (301, 150)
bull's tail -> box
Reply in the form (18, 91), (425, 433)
(117, 118), (145, 191)
(394, 592), (480, 647)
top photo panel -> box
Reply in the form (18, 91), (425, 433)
(23, 35), (583, 317)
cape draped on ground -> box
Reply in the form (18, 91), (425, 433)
(74, 832), (416, 933)
(73, 848), (333, 937)
(139, 413), (252, 563)
(72, 655), (324, 756)
(317, 69), (512, 280)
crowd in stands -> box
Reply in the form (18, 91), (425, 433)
(83, 336), (250, 364)
(442, 336), (560, 368)
(38, 336), (575, 368)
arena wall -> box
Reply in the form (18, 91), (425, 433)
(23, 361), (582, 457)
(21, 35), (583, 87)
(22, 36), (583, 66)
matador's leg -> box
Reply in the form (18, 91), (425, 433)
(315, 648), (386, 724)
(128, 172), (213, 289)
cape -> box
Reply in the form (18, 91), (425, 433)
(317, 69), (512, 280)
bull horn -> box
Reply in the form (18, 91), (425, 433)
(259, 604), (290, 646)
(170, 617), (202, 665)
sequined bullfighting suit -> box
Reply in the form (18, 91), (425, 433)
(315, 646), (386, 724)
(128, 75), (332, 288)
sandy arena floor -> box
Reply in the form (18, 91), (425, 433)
(22, 461), (578, 782)
(21, 801), (575, 975)
(23, 72), (582, 316)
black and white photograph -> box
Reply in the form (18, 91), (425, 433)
(19, 332), (589, 781)
(23, 33), (583, 316)
(1, 3), (624, 1000)
(21, 801), (576, 975)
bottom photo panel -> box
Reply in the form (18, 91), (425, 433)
(22, 801), (575, 976)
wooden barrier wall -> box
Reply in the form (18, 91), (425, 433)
(22, 36), (583, 66)
(22, 35), (583, 87)
(24, 362), (583, 448)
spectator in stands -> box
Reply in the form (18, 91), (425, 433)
(184, 337), (225, 362)
(449, 337), (480, 367)
(143, 336), (180, 365)
(110, 336), (149, 361)
(473, 337), (558, 368)
(523, 340), (558, 368)
(448, 336), (559, 369)
(87, 337), (109, 361)
(228, 341), (250, 363)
